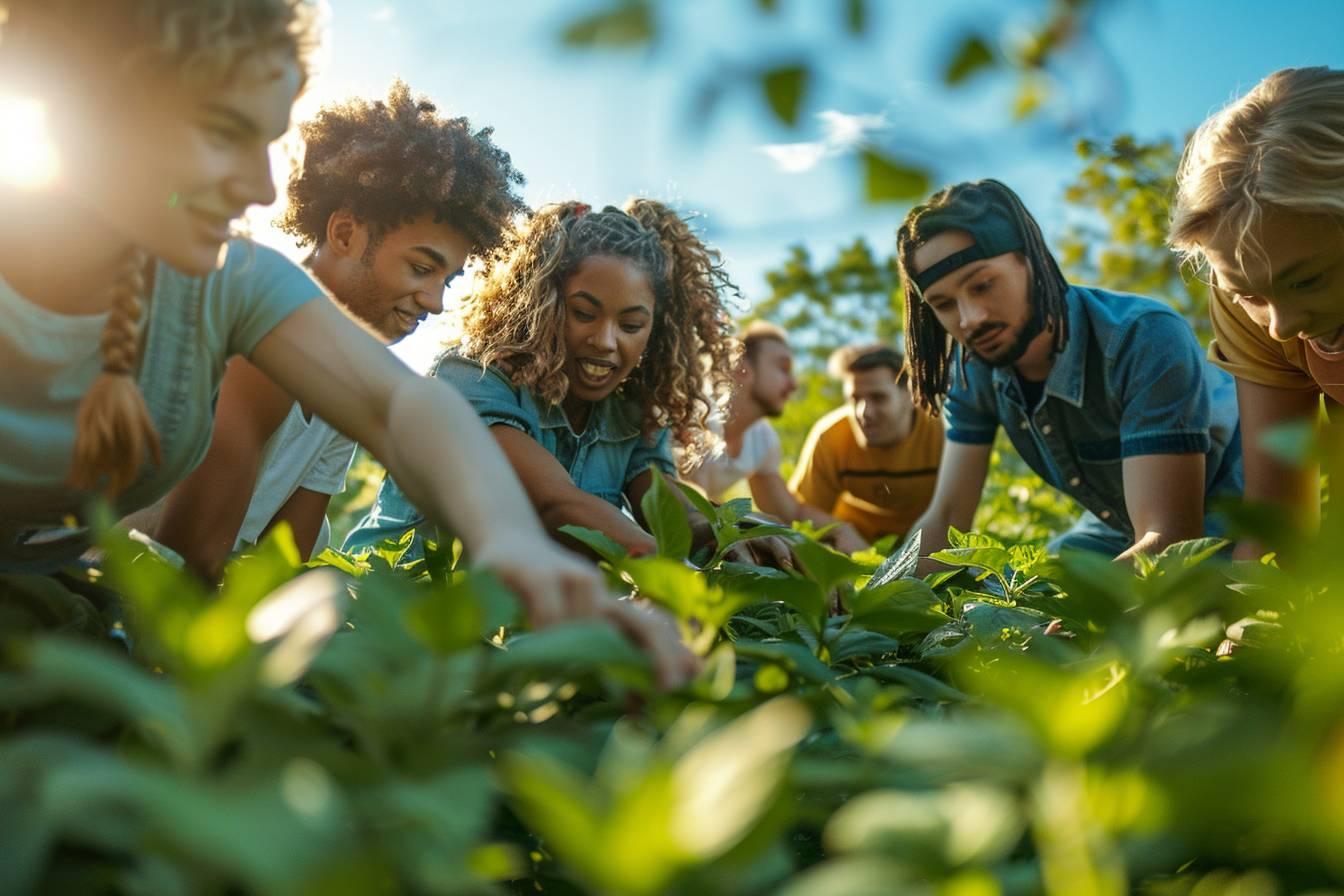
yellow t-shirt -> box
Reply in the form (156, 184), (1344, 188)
(1208, 285), (1344, 404)
(788, 406), (943, 542)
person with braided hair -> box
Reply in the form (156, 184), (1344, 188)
(131, 80), (528, 580)
(0, 1), (695, 688)
(897, 179), (1243, 561)
(344, 200), (795, 569)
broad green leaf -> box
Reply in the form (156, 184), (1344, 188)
(825, 784), (1021, 868)
(403, 569), (518, 655)
(640, 467), (693, 560)
(848, 578), (949, 638)
(862, 530), (920, 591)
(862, 150), (931, 203)
(560, 0), (654, 48)
(792, 538), (866, 592)
(861, 664), (969, 703)
(944, 34), (997, 85)
(734, 639), (836, 686)
(761, 64), (809, 126)
(485, 620), (651, 686)
(559, 524), (630, 565)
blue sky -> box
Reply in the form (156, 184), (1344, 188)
(252, 0), (1344, 369)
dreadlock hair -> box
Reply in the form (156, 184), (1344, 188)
(0, 0), (320, 495)
(456, 199), (739, 470)
(895, 178), (1069, 416)
(278, 79), (527, 256)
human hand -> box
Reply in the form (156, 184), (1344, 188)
(824, 523), (869, 556)
(471, 531), (698, 689)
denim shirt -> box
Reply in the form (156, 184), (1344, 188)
(343, 352), (675, 560)
(943, 284), (1243, 538)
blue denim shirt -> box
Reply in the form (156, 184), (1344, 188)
(343, 352), (676, 559)
(944, 284), (1243, 539)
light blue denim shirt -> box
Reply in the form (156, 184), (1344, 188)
(343, 352), (675, 560)
(943, 284), (1243, 542)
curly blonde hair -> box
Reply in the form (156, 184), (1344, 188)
(0, 0), (321, 495)
(1171, 67), (1344, 277)
(455, 199), (740, 469)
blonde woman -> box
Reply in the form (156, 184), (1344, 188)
(1171, 67), (1344, 552)
(0, 1), (693, 686)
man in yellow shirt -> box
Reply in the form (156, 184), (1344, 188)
(789, 344), (943, 543)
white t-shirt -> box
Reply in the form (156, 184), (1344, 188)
(685, 417), (782, 501)
(235, 403), (356, 554)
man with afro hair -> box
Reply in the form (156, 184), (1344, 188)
(148, 80), (528, 578)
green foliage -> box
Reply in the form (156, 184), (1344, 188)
(8, 495), (1344, 894)
(761, 64), (809, 127)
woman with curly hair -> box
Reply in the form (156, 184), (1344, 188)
(0, 1), (693, 686)
(139, 79), (529, 579)
(345, 199), (793, 566)
(1170, 67), (1344, 555)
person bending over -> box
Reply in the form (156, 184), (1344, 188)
(0, 1), (692, 686)
(898, 179), (1243, 561)
(790, 344), (943, 547)
(1170, 66), (1344, 558)
(683, 322), (869, 553)
(345, 201), (792, 567)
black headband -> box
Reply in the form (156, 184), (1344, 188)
(911, 212), (1025, 294)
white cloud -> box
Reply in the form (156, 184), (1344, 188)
(757, 109), (889, 173)
(370, 6), (395, 22)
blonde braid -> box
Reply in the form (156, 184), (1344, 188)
(68, 249), (163, 495)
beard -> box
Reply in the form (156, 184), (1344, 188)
(751, 383), (787, 418)
(966, 294), (1045, 368)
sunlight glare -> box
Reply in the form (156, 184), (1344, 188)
(0, 96), (60, 190)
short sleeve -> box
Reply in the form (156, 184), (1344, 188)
(751, 422), (782, 475)
(214, 241), (325, 359)
(789, 412), (842, 511)
(1114, 311), (1215, 457)
(624, 427), (676, 487)
(942, 359), (999, 445)
(433, 354), (541, 438)
(1208, 286), (1316, 391)
(299, 429), (357, 496)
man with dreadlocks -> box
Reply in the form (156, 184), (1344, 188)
(898, 179), (1243, 560)
(141, 81), (528, 579)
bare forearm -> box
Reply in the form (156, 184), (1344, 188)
(375, 376), (548, 556)
(541, 493), (656, 557)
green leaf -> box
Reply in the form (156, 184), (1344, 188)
(848, 578), (950, 638)
(843, 0), (868, 35)
(861, 150), (931, 203)
(560, 0), (654, 48)
(863, 530), (920, 591)
(734, 639), (836, 686)
(792, 538), (866, 593)
(943, 34), (997, 85)
(403, 570), (518, 655)
(485, 620), (651, 686)
(761, 64), (810, 126)
(641, 467), (693, 560)
(559, 524), (630, 565)
(861, 664), (969, 703)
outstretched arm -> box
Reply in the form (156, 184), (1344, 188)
(750, 470), (868, 553)
(907, 438), (991, 565)
(154, 357), (294, 581)
(1115, 453), (1207, 561)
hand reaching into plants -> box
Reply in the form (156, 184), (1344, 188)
(723, 534), (798, 571)
(823, 522), (869, 556)
(471, 531), (698, 689)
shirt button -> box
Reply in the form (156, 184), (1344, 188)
(1099, 510), (1112, 520)
(1019, 420), (1030, 430)
(1069, 476), (1081, 487)
(1041, 424), (1053, 434)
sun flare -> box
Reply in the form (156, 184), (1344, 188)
(0, 96), (60, 190)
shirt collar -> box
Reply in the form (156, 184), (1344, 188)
(987, 284), (1087, 408)
(536, 392), (642, 442)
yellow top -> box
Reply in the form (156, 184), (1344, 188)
(788, 405), (943, 542)
(1208, 285), (1344, 403)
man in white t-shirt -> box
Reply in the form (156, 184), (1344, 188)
(686, 322), (870, 554)
(144, 82), (529, 580)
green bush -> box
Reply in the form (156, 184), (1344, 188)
(4, 467), (1344, 896)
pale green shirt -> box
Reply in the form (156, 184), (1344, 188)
(0, 240), (322, 572)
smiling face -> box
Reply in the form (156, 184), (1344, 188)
(912, 230), (1044, 368)
(560, 254), (657, 427)
(1201, 208), (1344, 351)
(63, 47), (303, 276)
(319, 212), (472, 344)
(741, 338), (797, 418)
